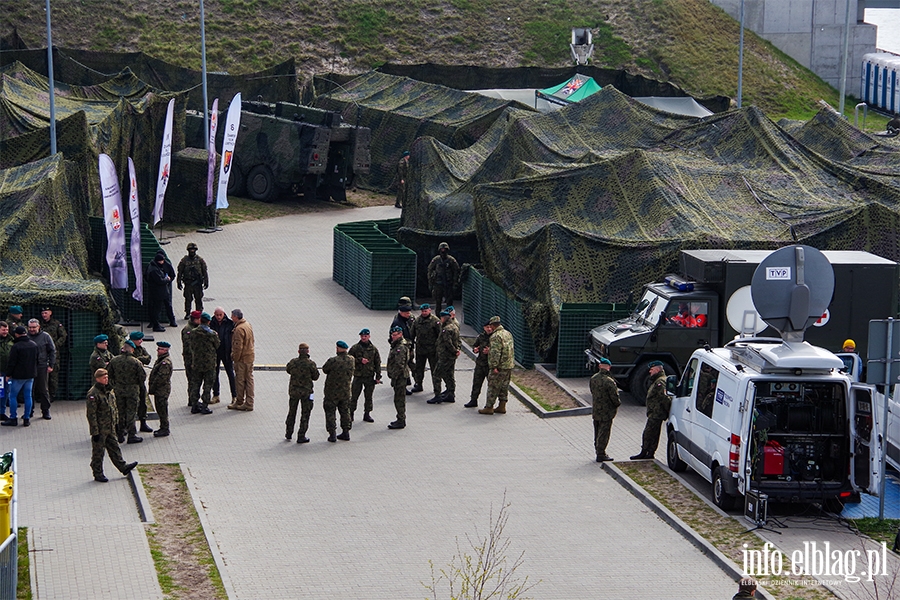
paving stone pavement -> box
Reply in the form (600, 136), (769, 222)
(15, 205), (744, 599)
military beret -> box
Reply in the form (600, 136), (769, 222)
(13, 326), (26, 335)
(201, 312), (211, 321)
(488, 316), (501, 325)
(419, 303), (430, 310)
(94, 334), (109, 343)
(439, 309), (450, 317)
(94, 368), (108, 378)
(359, 328), (370, 335)
(398, 305), (412, 313)
(402, 150), (410, 157)
(187, 242), (198, 250)
(648, 360), (665, 369)
(8, 306), (22, 314)
(298, 343), (309, 351)
(390, 325), (403, 333)
(124, 339), (136, 349)
(40, 306), (51, 312)
(599, 357), (612, 366)
(336, 340), (349, 349)
(156, 341), (171, 348)
(129, 331), (144, 340)
(190, 310), (202, 319)
(446, 306), (455, 312)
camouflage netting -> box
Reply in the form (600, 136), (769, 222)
(403, 86), (900, 355)
(312, 71), (534, 192)
(0, 154), (119, 342)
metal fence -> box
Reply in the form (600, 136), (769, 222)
(0, 449), (18, 598)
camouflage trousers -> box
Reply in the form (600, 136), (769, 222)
(154, 393), (170, 432)
(189, 368), (215, 408)
(286, 394), (313, 438)
(470, 362), (490, 402)
(391, 378), (407, 422)
(640, 417), (665, 455)
(414, 350), (439, 391)
(138, 382), (150, 420)
(431, 285), (453, 314)
(484, 368), (511, 408)
(323, 395), (351, 434)
(593, 418), (613, 458)
(116, 392), (140, 436)
(91, 433), (127, 477)
(350, 376), (376, 416)
(182, 284), (204, 315)
(184, 363), (194, 404)
(48, 359), (61, 400)
(433, 356), (457, 395)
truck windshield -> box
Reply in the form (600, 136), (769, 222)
(633, 289), (668, 328)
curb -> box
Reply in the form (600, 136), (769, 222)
(128, 468), (155, 524)
(603, 460), (776, 600)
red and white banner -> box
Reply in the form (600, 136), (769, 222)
(127, 158), (143, 303)
(206, 98), (219, 206)
(99, 154), (128, 289)
(216, 93), (242, 209)
(152, 98), (175, 225)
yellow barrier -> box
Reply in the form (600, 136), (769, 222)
(0, 473), (14, 538)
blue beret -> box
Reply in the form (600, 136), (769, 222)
(156, 341), (171, 348)
(201, 312), (211, 321)
(129, 331), (144, 340)
(94, 334), (109, 343)
(336, 340), (349, 349)
(648, 360), (665, 369)
(599, 357), (612, 366)
(419, 303), (430, 310)
(359, 328), (370, 335)
(439, 310), (450, 317)
(8, 306), (22, 314)
(446, 306), (455, 312)
(390, 326), (403, 333)
(124, 340), (136, 349)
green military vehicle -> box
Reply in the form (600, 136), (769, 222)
(186, 100), (370, 203)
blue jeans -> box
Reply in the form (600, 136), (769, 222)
(7, 379), (33, 420)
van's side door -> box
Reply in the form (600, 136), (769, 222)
(888, 386), (900, 474)
(849, 383), (883, 496)
(671, 358), (700, 473)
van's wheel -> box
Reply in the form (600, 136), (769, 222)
(247, 165), (276, 202)
(666, 430), (687, 472)
(712, 467), (736, 510)
(226, 160), (246, 197)
(629, 361), (675, 406)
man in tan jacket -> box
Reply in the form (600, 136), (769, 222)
(228, 308), (255, 411)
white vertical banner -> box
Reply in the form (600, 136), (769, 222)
(127, 158), (143, 303)
(206, 97), (219, 206)
(152, 98), (175, 225)
(216, 92), (242, 209)
(99, 154), (128, 290)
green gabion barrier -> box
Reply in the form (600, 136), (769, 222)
(556, 303), (635, 378)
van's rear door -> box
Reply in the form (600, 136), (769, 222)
(849, 383), (883, 496)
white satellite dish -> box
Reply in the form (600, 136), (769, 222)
(726, 285), (767, 335)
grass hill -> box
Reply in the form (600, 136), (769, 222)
(0, 0), (875, 121)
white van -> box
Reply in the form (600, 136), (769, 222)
(666, 338), (882, 510)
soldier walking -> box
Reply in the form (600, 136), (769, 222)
(129, 331), (154, 433)
(479, 316), (514, 414)
(631, 361), (671, 460)
(348, 329), (381, 423)
(39, 307), (67, 402)
(387, 326), (410, 430)
(285, 343), (319, 443)
(148, 341), (173, 437)
(107, 340), (147, 444)
(427, 242), (460, 313)
(188, 313), (218, 415)
(322, 341), (355, 442)
(86, 368), (137, 482)
(410, 304), (441, 396)
(465, 320), (493, 408)
(429, 309), (461, 404)
(182, 311), (201, 406)
(590, 358), (620, 462)
(177, 242), (209, 318)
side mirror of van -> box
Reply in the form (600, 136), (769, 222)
(666, 375), (677, 394)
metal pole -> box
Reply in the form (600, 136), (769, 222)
(200, 0), (209, 151)
(45, 0), (56, 155)
(838, 0), (852, 116)
(878, 317), (892, 520)
(737, 0), (744, 109)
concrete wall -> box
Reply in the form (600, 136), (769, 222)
(710, 0), (878, 92)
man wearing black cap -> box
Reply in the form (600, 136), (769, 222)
(27, 318), (56, 420)
(177, 243), (209, 319)
(148, 341), (173, 437)
(39, 307), (67, 402)
(322, 341), (355, 442)
(145, 250), (177, 331)
(631, 361), (671, 460)
(2, 326), (38, 427)
(591, 358), (620, 462)
(389, 302), (415, 394)
(427, 242), (460, 314)
(410, 303), (441, 395)
(387, 326), (410, 429)
(349, 329), (381, 423)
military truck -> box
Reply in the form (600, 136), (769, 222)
(585, 249), (899, 403)
(185, 100), (370, 203)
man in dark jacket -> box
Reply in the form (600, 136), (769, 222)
(145, 250), (178, 331)
(3, 326), (38, 427)
(389, 302), (415, 394)
(210, 307), (236, 405)
(0, 322), (12, 418)
(27, 318), (56, 420)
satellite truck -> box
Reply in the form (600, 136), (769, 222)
(665, 245), (883, 511)
(585, 249), (899, 403)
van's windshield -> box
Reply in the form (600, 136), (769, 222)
(632, 289), (668, 328)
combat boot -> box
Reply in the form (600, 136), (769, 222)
(442, 393), (455, 403)
(210, 395), (220, 404)
(140, 420), (153, 433)
(94, 474), (108, 483)
(426, 395), (443, 404)
(127, 435), (143, 444)
(410, 383), (423, 393)
(363, 412), (374, 423)
(464, 399), (478, 408)
(297, 436), (310, 444)
(122, 462), (138, 475)
(336, 430), (350, 441)
(153, 429), (170, 438)
(117, 428), (126, 443)
(495, 401), (507, 414)
(478, 406), (494, 415)
(387, 420), (406, 429)
(327, 432), (337, 443)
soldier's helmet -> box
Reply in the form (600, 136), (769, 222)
(187, 242), (198, 251)
(438, 242), (449, 251)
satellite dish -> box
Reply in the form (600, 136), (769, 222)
(726, 285), (767, 335)
(750, 245), (834, 342)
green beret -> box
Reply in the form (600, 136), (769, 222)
(648, 360), (665, 369)
(124, 339), (136, 349)
(419, 303), (430, 310)
(201, 312), (212, 321)
(129, 331), (144, 340)
(156, 341), (171, 348)
(599, 357), (612, 365)
(359, 328), (370, 335)
(94, 334), (109, 343)
(8, 306), (22, 315)
(446, 306), (455, 312)
(336, 340), (349, 349)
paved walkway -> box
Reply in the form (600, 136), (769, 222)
(13, 205), (747, 598)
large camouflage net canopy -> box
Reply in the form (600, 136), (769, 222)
(312, 71), (533, 192)
(403, 86), (900, 356)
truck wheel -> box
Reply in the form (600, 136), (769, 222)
(666, 430), (687, 472)
(712, 467), (736, 510)
(247, 165), (276, 202)
(227, 160), (246, 197)
(629, 362), (675, 405)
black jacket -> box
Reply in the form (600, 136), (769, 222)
(6, 336), (38, 379)
(210, 316), (234, 357)
(145, 258), (175, 295)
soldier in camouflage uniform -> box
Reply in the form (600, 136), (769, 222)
(129, 331), (154, 433)
(188, 313), (218, 415)
(395, 151), (409, 208)
(5, 306), (24, 332)
(0, 322), (12, 417)
(89, 334), (113, 383)
(479, 316), (514, 415)
(590, 358), (620, 462)
(429, 309), (460, 404)
(465, 321), (493, 408)
(322, 341), (355, 442)
(410, 304), (441, 396)
(348, 329), (381, 423)
(427, 243), (460, 314)
(176, 243), (209, 318)
(107, 340), (147, 444)
(148, 341), (173, 437)
(285, 342), (319, 443)
(182, 311), (201, 406)
(39, 307), (67, 401)
(86, 368), (137, 482)
(386, 326), (410, 430)
(631, 361), (672, 460)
